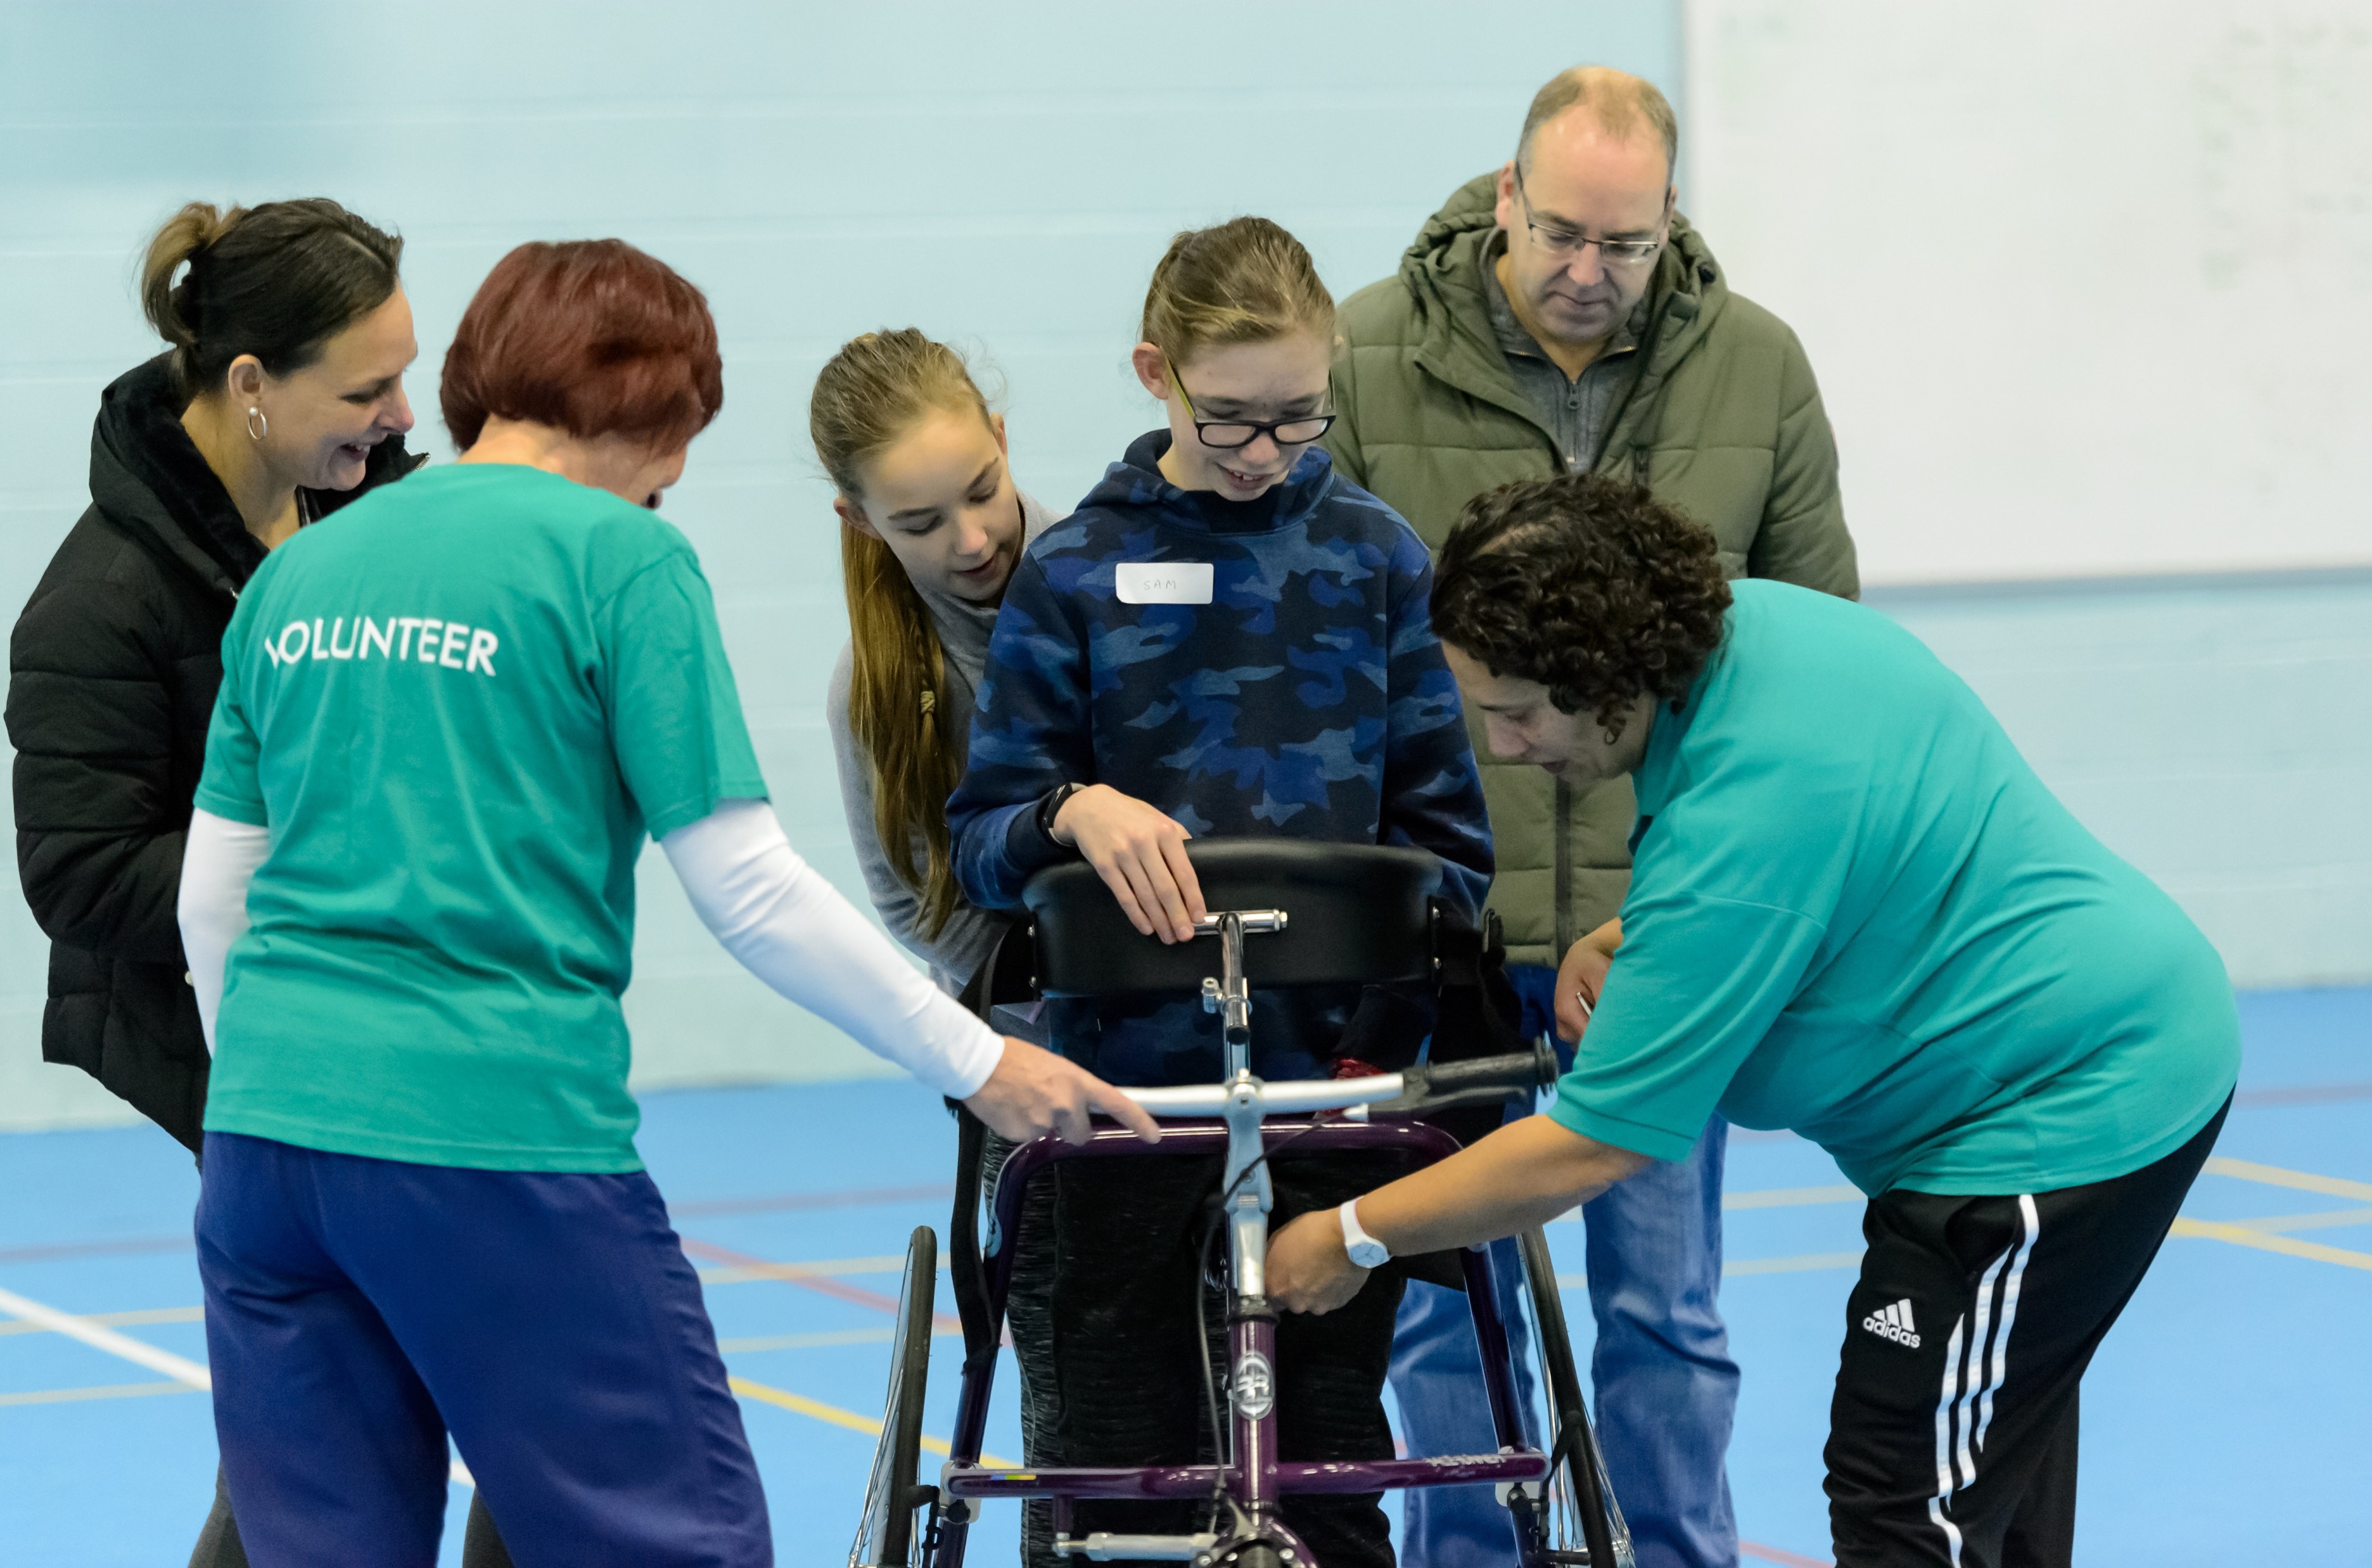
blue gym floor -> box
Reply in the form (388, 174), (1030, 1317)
(3, 987), (2365, 1566)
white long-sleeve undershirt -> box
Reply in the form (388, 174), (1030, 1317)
(178, 809), (270, 1052)
(175, 799), (1006, 1099)
(658, 798), (1004, 1099)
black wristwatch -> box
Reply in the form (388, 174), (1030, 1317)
(1036, 781), (1085, 846)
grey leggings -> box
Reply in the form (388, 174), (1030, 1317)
(191, 1465), (512, 1566)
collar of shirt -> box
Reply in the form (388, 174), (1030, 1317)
(1629, 645), (1722, 838)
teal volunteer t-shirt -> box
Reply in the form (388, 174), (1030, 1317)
(195, 464), (767, 1173)
(1548, 581), (2239, 1196)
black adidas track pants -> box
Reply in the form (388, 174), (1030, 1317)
(1824, 1099), (2229, 1567)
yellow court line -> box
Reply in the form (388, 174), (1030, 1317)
(2170, 1218), (2372, 1273)
(2203, 1156), (2372, 1204)
(699, 1255), (950, 1286)
(2220, 1206), (2372, 1236)
(1558, 1248), (1866, 1290)
(1555, 1184), (1861, 1225)
(0, 1306), (203, 1339)
(717, 1326), (966, 1354)
(0, 1379), (200, 1408)
(727, 1374), (1016, 1469)
(1723, 1185), (1862, 1211)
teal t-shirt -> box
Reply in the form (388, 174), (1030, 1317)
(1548, 581), (2239, 1195)
(195, 464), (767, 1173)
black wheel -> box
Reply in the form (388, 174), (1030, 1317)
(1517, 1226), (1632, 1567)
(851, 1226), (938, 1567)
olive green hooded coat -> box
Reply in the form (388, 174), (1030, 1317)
(1326, 172), (1858, 967)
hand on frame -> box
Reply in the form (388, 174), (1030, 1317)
(1264, 1206), (1372, 1316)
(963, 1037), (1161, 1146)
(1052, 784), (1207, 943)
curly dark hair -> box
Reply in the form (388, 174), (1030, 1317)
(1432, 473), (1732, 732)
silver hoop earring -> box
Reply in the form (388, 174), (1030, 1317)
(245, 406), (267, 442)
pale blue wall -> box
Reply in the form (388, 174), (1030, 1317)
(0, 1), (1683, 1127)
(1870, 572), (2372, 991)
(5, 6), (2365, 1135)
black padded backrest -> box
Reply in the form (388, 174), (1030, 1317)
(1023, 839), (1443, 998)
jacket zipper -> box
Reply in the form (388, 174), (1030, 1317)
(1554, 776), (1574, 957)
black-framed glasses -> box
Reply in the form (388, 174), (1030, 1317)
(1513, 167), (1666, 267)
(1167, 357), (1336, 450)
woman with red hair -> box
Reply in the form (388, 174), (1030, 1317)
(174, 239), (1154, 1567)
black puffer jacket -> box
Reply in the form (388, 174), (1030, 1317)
(7, 354), (418, 1151)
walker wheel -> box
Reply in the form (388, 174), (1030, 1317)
(848, 1227), (939, 1567)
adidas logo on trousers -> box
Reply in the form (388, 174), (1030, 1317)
(1863, 1297), (1922, 1348)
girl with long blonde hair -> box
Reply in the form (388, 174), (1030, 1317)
(813, 329), (1058, 993)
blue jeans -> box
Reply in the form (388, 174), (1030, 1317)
(1389, 966), (1740, 1568)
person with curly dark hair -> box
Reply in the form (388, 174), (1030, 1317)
(1268, 471), (2241, 1567)
(1429, 472), (1733, 739)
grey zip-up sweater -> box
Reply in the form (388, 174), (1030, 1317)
(827, 490), (1058, 993)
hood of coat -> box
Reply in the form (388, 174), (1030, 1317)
(1397, 172), (1732, 424)
(1079, 429), (1337, 537)
(87, 353), (423, 605)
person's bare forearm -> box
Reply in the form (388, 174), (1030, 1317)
(1359, 1115), (1650, 1257)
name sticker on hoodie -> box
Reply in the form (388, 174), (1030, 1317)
(1115, 563), (1213, 605)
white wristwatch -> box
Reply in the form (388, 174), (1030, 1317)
(1339, 1199), (1391, 1268)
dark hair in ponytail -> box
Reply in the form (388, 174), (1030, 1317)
(139, 198), (404, 401)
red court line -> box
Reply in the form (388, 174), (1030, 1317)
(1741, 1541), (1832, 1567)
(676, 1235), (962, 1333)
(668, 1182), (952, 1219)
(2233, 1081), (2372, 1107)
(0, 1184), (948, 1266)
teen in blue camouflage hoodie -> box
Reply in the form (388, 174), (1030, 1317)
(947, 425), (1493, 1086)
(944, 216), (1493, 1568)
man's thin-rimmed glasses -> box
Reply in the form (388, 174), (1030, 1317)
(1167, 358), (1336, 450)
(1514, 167), (1665, 268)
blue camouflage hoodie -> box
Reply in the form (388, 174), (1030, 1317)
(947, 430), (1493, 1087)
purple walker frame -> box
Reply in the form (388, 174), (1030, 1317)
(928, 1110), (1553, 1565)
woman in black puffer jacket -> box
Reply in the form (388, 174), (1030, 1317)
(6, 199), (509, 1568)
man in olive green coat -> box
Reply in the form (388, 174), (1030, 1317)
(1327, 66), (1857, 1568)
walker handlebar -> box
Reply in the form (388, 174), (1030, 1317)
(1388, 1037), (1562, 1111)
(1119, 1073), (1406, 1119)
(1112, 1042), (1559, 1123)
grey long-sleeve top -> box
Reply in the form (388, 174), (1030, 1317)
(826, 490), (1058, 993)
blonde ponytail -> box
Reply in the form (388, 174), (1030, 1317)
(810, 329), (996, 940)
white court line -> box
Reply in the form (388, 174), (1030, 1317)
(0, 1283), (473, 1489)
(0, 1284), (211, 1390)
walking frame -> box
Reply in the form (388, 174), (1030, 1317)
(852, 842), (1636, 1568)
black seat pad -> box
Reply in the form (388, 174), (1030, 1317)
(1023, 840), (1443, 998)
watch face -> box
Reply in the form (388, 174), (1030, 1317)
(1348, 1239), (1390, 1269)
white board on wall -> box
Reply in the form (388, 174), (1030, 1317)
(1684, 1), (2372, 585)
